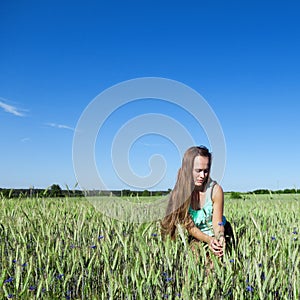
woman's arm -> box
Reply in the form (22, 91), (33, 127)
(212, 184), (226, 252)
(187, 225), (212, 244)
(212, 184), (225, 237)
(187, 222), (223, 257)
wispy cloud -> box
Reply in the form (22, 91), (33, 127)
(138, 141), (167, 147)
(46, 122), (75, 131)
(0, 98), (26, 117)
(21, 137), (31, 143)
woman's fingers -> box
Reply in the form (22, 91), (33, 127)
(212, 238), (222, 248)
(209, 238), (225, 257)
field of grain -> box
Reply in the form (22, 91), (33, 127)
(0, 193), (299, 299)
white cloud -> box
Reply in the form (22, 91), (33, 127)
(0, 98), (26, 117)
(46, 122), (74, 131)
(21, 137), (31, 143)
(138, 141), (167, 147)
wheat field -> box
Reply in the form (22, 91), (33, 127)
(0, 193), (299, 299)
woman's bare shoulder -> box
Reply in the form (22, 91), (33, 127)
(212, 183), (224, 200)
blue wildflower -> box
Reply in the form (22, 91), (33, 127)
(261, 272), (266, 281)
(166, 277), (173, 282)
(229, 259), (234, 263)
(65, 291), (71, 299)
(90, 245), (96, 249)
(258, 263), (262, 267)
(4, 277), (14, 283)
(293, 230), (298, 234)
(29, 286), (36, 291)
(56, 274), (64, 280)
(98, 235), (104, 240)
(246, 285), (254, 292)
(8, 294), (14, 298)
(12, 259), (17, 263)
(22, 263), (27, 267)
(151, 233), (157, 237)
(271, 236), (276, 241)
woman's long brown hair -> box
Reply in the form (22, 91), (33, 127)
(160, 146), (212, 240)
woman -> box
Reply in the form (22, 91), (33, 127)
(161, 146), (234, 257)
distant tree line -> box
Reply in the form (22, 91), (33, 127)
(0, 185), (172, 199)
(0, 184), (298, 199)
(251, 188), (298, 194)
(83, 188), (172, 197)
(0, 184), (84, 199)
(226, 188), (298, 200)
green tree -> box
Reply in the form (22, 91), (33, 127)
(50, 184), (62, 197)
(121, 189), (131, 197)
(142, 190), (150, 197)
(230, 192), (242, 199)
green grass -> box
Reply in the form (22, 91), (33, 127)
(0, 194), (299, 299)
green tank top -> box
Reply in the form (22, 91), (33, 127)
(188, 179), (226, 237)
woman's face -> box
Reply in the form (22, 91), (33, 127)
(193, 155), (209, 188)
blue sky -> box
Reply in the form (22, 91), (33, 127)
(1, 0), (300, 192)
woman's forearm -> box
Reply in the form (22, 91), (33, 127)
(213, 223), (225, 239)
(188, 226), (212, 244)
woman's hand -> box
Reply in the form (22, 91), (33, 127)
(218, 235), (226, 248)
(208, 237), (224, 257)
